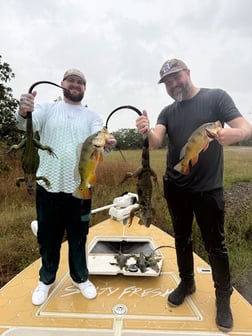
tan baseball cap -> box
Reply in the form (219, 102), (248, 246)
(158, 59), (188, 83)
(63, 69), (86, 83)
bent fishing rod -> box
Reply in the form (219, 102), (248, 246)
(25, 81), (70, 120)
(28, 80), (69, 94)
(105, 105), (143, 162)
(105, 105), (142, 129)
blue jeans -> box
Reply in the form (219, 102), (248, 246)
(36, 184), (91, 285)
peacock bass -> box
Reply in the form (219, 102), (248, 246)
(72, 127), (109, 199)
(174, 120), (222, 175)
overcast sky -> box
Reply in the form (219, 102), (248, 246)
(1, 0), (252, 131)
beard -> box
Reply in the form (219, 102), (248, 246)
(171, 91), (183, 102)
(169, 81), (192, 102)
(63, 88), (84, 102)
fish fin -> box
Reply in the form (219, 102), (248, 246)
(91, 149), (103, 163)
(182, 166), (190, 175)
(99, 153), (103, 162)
(179, 144), (186, 159)
(173, 160), (190, 175)
(173, 161), (182, 172)
(96, 151), (103, 162)
(91, 149), (98, 158)
(202, 141), (210, 152)
(88, 174), (96, 186)
(72, 187), (92, 200)
(191, 155), (199, 166)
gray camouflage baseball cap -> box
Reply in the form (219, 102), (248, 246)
(158, 59), (188, 83)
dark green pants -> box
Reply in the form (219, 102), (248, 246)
(36, 184), (91, 285)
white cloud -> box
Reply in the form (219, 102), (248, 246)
(1, 0), (252, 129)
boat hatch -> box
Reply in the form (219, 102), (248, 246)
(88, 236), (164, 276)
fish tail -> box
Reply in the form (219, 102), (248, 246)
(72, 186), (92, 200)
(174, 160), (190, 175)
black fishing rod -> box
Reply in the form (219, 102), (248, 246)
(105, 105), (143, 162)
(25, 81), (70, 122)
(105, 105), (142, 129)
(28, 80), (68, 94)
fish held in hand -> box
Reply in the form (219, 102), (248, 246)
(174, 120), (222, 175)
(73, 127), (109, 200)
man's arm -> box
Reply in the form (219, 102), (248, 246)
(215, 117), (252, 146)
(136, 110), (166, 149)
(147, 124), (166, 149)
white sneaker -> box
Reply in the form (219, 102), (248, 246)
(31, 220), (38, 236)
(32, 281), (54, 305)
(72, 280), (97, 299)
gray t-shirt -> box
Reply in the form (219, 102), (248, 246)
(157, 88), (242, 191)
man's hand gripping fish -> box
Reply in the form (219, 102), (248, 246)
(73, 127), (109, 200)
(174, 120), (222, 175)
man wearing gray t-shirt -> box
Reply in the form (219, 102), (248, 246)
(136, 58), (252, 333)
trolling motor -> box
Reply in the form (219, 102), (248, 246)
(108, 192), (139, 224)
